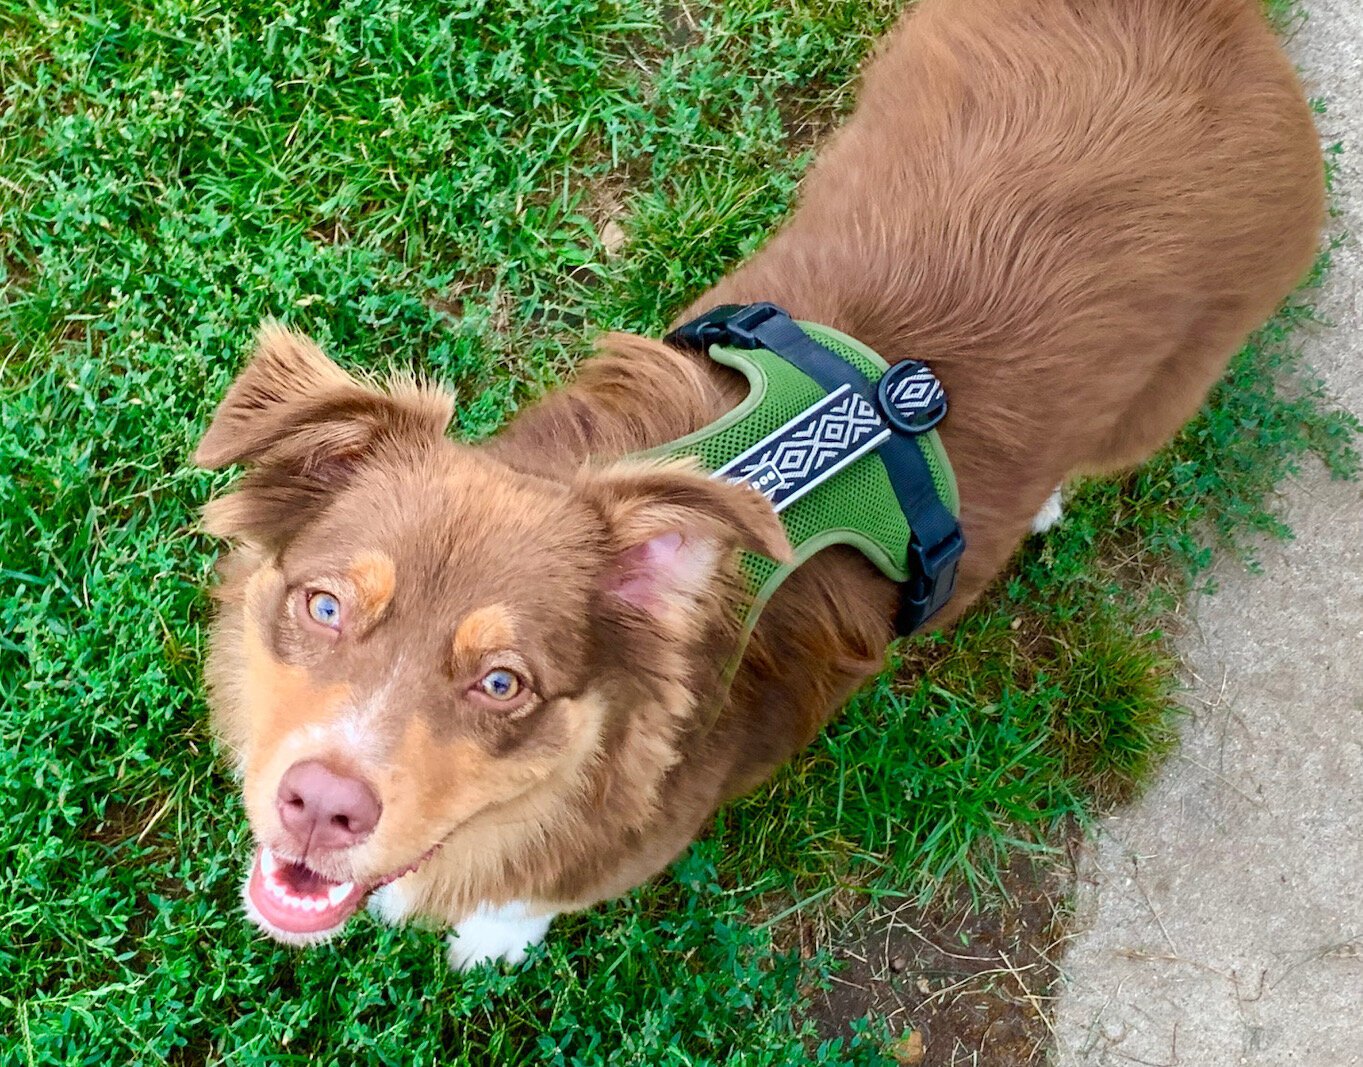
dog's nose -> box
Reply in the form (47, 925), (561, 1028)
(276, 760), (382, 851)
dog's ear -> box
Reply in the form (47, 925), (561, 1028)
(195, 323), (453, 546)
(194, 323), (452, 470)
(577, 459), (792, 623)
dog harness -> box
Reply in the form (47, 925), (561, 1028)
(650, 303), (964, 643)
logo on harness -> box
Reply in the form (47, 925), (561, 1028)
(736, 460), (789, 499)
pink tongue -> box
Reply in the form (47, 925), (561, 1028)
(247, 848), (365, 935)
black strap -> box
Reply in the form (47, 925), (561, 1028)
(666, 303), (964, 634)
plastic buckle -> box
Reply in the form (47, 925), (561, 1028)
(664, 305), (740, 353)
(664, 303), (788, 353)
(717, 303), (786, 349)
(897, 526), (965, 633)
(877, 359), (948, 435)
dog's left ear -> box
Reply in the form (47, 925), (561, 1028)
(194, 323), (453, 547)
(577, 460), (792, 621)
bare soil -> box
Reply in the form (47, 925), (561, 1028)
(805, 843), (1076, 1065)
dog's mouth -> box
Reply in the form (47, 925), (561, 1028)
(245, 846), (366, 938)
(244, 845), (438, 942)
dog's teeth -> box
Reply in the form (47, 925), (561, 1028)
(260, 848), (278, 876)
(328, 882), (354, 906)
(267, 876), (287, 900)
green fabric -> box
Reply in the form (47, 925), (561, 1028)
(640, 322), (959, 641)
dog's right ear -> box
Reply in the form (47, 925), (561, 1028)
(195, 323), (453, 546)
(194, 323), (358, 470)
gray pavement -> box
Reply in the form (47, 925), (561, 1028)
(1052, 2), (1363, 1064)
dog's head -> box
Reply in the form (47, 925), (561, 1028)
(195, 324), (788, 943)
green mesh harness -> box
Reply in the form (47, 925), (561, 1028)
(643, 304), (965, 650)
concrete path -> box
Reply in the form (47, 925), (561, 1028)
(1053, 2), (1363, 1064)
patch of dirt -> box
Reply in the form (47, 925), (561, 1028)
(660, 3), (702, 50)
(776, 81), (856, 157)
(804, 845), (1076, 1065)
(83, 797), (160, 846)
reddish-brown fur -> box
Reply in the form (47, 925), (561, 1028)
(197, 0), (1322, 952)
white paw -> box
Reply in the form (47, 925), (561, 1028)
(447, 900), (555, 971)
(1030, 486), (1064, 534)
(367, 881), (412, 926)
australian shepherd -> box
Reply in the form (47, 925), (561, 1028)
(194, 0), (1322, 968)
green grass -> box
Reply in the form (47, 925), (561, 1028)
(0, 0), (1356, 1063)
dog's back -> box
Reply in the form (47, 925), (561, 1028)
(500, 0), (1325, 798)
(696, 0), (1324, 619)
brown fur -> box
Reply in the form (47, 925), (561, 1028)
(197, 0), (1322, 941)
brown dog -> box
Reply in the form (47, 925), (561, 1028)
(195, 0), (1321, 968)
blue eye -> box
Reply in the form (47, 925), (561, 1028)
(306, 591), (342, 629)
(478, 668), (522, 701)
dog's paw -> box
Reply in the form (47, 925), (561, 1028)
(1030, 486), (1064, 534)
(447, 900), (554, 971)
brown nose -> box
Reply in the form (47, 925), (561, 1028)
(276, 760), (382, 852)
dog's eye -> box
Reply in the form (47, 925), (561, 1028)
(306, 590), (343, 630)
(477, 668), (521, 701)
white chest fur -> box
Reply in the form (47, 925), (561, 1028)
(367, 884), (557, 971)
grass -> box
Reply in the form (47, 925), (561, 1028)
(0, 0), (1357, 1063)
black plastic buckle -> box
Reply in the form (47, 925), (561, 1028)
(716, 303), (785, 348)
(664, 303), (788, 353)
(897, 527), (965, 634)
(664, 304), (739, 352)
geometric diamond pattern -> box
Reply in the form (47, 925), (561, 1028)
(885, 363), (944, 418)
(715, 385), (891, 513)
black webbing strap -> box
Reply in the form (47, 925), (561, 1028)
(665, 303), (964, 634)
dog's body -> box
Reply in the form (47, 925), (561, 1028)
(197, 0), (1322, 966)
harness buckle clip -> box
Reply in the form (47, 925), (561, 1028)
(717, 303), (785, 349)
(898, 526), (965, 634)
(663, 302), (788, 353)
